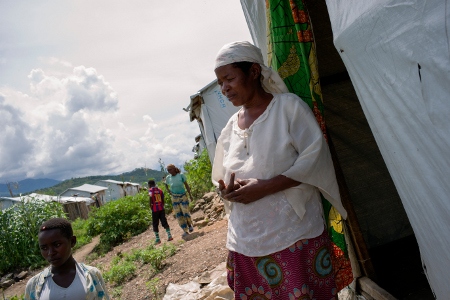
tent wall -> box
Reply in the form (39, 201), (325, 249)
(239, 0), (412, 249)
(240, 0), (436, 298)
(325, 1), (450, 298)
(191, 81), (240, 162)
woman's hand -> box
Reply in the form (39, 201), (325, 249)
(218, 173), (266, 204)
(218, 173), (241, 197)
(218, 174), (301, 205)
(224, 178), (268, 204)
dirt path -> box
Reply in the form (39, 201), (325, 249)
(73, 236), (100, 262)
(89, 211), (228, 299)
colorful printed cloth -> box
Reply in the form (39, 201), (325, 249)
(266, 0), (353, 289)
(171, 193), (193, 233)
(227, 230), (337, 300)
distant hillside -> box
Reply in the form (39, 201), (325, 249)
(35, 167), (164, 195)
(0, 178), (61, 197)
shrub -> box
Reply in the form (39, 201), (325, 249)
(127, 243), (176, 270)
(0, 198), (65, 274)
(87, 192), (151, 253)
(146, 277), (160, 299)
(103, 243), (176, 286)
(103, 260), (136, 285)
(156, 182), (173, 214)
(183, 149), (214, 200)
(72, 218), (92, 251)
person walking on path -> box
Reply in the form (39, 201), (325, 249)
(148, 180), (173, 245)
(164, 164), (194, 237)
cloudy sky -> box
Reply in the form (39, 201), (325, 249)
(0, 1), (252, 182)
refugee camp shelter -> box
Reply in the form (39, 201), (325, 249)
(94, 179), (141, 202)
(186, 81), (240, 163)
(0, 193), (94, 220)
(0, 197), (21, 211)
(192, 134), (207, 159)
(60, 184), (107, 206)
(187, 0), (449, 298)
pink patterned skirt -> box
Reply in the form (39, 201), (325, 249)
(226, 230), (338, 300)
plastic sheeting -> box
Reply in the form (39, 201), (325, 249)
(188, 81), (240, 163)
(325, 1), (450, 298)
(240, 0), (450, 298)
(163, 262), (234, 300)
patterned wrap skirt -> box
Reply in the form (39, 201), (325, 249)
(226, 230), (337, 300)
(171, 193), (193, 233)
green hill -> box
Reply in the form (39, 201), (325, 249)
(35, 167), (165, 195)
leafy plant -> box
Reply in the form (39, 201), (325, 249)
(110, 286), (123, 299)
(0, 198), (65, 273)
(87, 192), (151, 254)
(103, 260), (136, 285)
(146, 277), (161, 299)
(103, 243), (176, 287)
(128, 243), (176, 270)
(71, 218), (92, 251)
(183, 149), (214, 199)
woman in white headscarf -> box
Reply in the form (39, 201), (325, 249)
(212, 41), (347, 299)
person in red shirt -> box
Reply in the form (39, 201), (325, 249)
(148, 179), (173, 245)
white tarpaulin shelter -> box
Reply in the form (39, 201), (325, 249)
(186, 80), (240, 163)
(240, 0), (450, 298)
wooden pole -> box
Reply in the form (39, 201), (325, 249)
(327, 130), (377, 280)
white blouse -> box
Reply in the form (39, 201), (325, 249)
(39, 263), (87, 300)
(212, 93), (347, 256)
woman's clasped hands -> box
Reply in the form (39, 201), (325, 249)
(218, 173), (267, 204)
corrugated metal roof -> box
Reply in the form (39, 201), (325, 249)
(1, 193), (93, 204)
(97, 179), (124, 184)
(69, 184), (108, 193)
(96, 179), (140, 186)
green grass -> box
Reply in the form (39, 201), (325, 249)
(0, 198), (66, 274)
(87, 192), (151, 254)
(110, 286), (123, 299)
(146, 277), (161, 299)
(102, 243), (177, 286)
(71, 218), (92, 251)
(103, 260), (137, 285)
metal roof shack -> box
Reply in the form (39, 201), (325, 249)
(1, 193), (95, 220)
(60, 184), (107, 206)
(94, 179), (141, 202)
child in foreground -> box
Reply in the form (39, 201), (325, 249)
(148, 179), (173, 244)
(25, 218), (110, 300)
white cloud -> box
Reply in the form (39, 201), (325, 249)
(0, 65), (201, 181)
(0, 68), (123, 181)
(0, 95), (35, 180)
(65, 66), (119, 113)
(0, 0), (251, 182)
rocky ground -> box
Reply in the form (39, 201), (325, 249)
(2, 192), (229, 300)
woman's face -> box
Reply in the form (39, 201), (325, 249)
(38, 229), (75, 268)
(167, 166), (177, 176)
(215, 64), (256, 107)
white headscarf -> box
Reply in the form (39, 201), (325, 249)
(214, 41), (289, 94)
